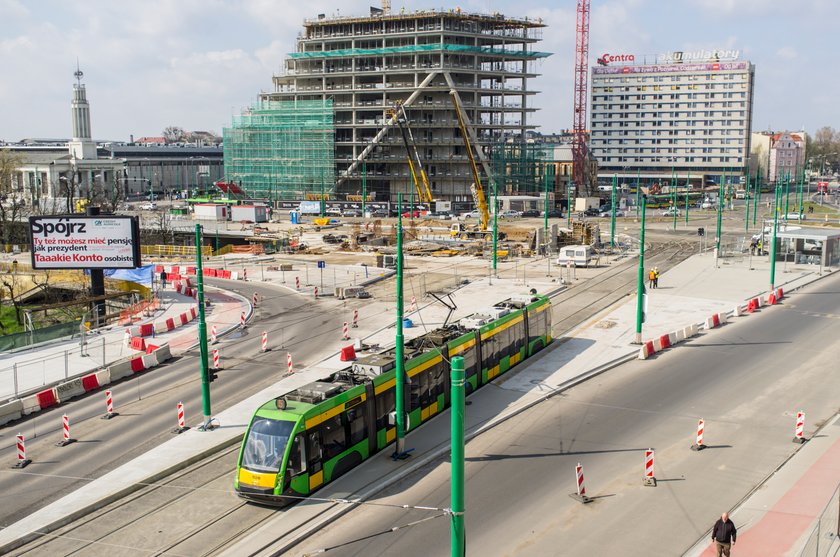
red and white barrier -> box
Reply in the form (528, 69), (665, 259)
(295, 276), (300, 290)
(794, 411), (805, 443)
(342, 322), (349, 340)
(644, 449), (656, 486)
(409, 296), (417, 312)
(261, 331), (268, 352)
(252, 292), (258, 307)
(314, 287), (319, 298)
(776, 287), (784, 300)
(213, 349), (220, 370)
(287, 352), (293, 375)
(704, 313), (727, 329)
(173, 401), (189, 434)
(570, 462), (591, 503)
(102, 390), (117, 420)
(352, 309), (359, 328)
(57, 414), (75, 446)
(211, 324), (217, 344)
(240, 311), (246, 328)
(768, 291), (778, 305)
(691, 418), (705, 451)
(14, 433), (30, 468)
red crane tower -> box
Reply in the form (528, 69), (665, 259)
(572, 0), (591, 196)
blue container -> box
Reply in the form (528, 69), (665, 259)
(290, 210), (298, 224)
(402, 318), (413, 328)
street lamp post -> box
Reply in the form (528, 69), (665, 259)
(634, 194), (647, 344)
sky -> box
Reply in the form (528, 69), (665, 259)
(1, 0), (838, 142)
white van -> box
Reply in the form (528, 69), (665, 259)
(556, 245), (594, 267)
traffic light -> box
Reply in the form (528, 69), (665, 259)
(207, 368), (219, 383)
(697, 227), (705, 237)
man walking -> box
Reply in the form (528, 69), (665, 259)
(712, 512), (737, 556)
(649, 268), (656, 289)
(653, 267), (660, 288)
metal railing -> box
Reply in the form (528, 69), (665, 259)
(799, 482), (840, 557)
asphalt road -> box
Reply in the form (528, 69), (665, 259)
(0, 279), (376, 529)
(292, 271), (840, 557)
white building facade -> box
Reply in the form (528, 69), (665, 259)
(590, 52), (755, 188)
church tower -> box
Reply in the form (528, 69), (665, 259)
(69, 62), (97, 159)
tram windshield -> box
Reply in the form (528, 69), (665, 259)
(241, 418), (295, 473)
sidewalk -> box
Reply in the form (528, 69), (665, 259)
(0, 287), (248, 401)
(0, 251), (833, 553)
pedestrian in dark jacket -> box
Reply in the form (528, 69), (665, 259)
(160, 270), (168, 290)
(712, 512), (737, 557)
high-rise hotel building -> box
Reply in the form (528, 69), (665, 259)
(589, 52), (755, 186)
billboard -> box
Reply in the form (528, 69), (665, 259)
(29, 215), (141, 270)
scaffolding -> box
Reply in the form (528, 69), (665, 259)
(490, 142), (552, 196)
(223, 99), (335, 200)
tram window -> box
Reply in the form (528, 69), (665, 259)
(513, 320), (525, 353)
(459, 343), (477, 379)
(347, 407), (367, 445)
(409, 373), (422, 409)
(242, 418), (295, 473)
(307, 430), (323, 471)
(375, 389), (395, 430)
(321, 415), (347, 460)
(498, 327), (511, 359)
(288, 434), (306, 475)
(429, 361), (445, 399)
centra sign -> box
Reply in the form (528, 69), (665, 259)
(597, 53), (635, 66)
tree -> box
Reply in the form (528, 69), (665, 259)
(0, 149), (29, 245)
(162, 126), (187, 144)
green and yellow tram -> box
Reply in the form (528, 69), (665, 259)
(234, 293), (552, 503)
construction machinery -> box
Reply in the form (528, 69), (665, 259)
(392, 103), (434, 204)
(448, 90), (496, 241)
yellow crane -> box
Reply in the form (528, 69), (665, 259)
(392, 103), (434, 204)
(449, 91), (496, 240)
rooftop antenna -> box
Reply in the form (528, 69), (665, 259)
(74, 58), (83, 86)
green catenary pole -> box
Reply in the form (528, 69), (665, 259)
(544, 164), (550, 245)
(450, 355), (466, 557)
(610, 174), (616, 248)
(684, 170), (690, 225)
(770, 182), (780, 290)
(362, 160), (367, 216)
(784, 169), (790, 221)
(567, 181), (572, 228)
(745, 170), (751, 233)
(715, 176), (724, 268)
(753, 170), (760, 226)
(394, 192), (407, 457)
(671, 166), (677, 230)
(195, 224), (212, 428)
(634, 195), (647, 344)
(492, 178), (498, 274)
(635, 168), (640, 219)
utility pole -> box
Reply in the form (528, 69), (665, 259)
(492, 178), (498, 276)
(394, 193), (407, 458)
(753, 170), (760, 227)
(450, 355), (466, 557)
(610, 174), (616, 249)
(770, 182), (780, 291)
(195, 224), (212, 429)
(362, 160), (367, 216)
(715, 176), (724, 268)
(745, 170), (751, 233)
(784, 169), (791, 220)
(320, 166), (325, 218)
(634, 195), (647, 344)
(684, 171), (690, 226)
(671, 166), (677, 230)
(635, 168), (640, 220)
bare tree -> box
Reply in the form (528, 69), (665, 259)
(163, 126), (187, 144)
(0, 149), (29, 244)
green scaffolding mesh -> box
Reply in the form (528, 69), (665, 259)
(223, 100), (335, 200)
(491, 142), (552, 195)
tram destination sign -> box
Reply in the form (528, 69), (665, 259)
(29, 215), (141, 270)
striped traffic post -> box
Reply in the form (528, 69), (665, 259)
(252, 292), (258, 307)
(212, 349), (220, 370)
(287, 352), (293, 375)
(295, 276), (300, 290)
(173, 401), (189, 434)
(342, 322), (349, 340)
(210, 324), (217, 344)
(56, 414), (76, 446)
(14, 433), (30, 468)
(101, 390), (118, 420)
(793, 411), (806, 444)
(124, 328), (131, 347)
(570, 462), (591, 503)
(314, 287), (319, 298)
(643, 449), (656, 486)
(261, 331), (268, 352)
(240, 311), (246, 328)
(409, 296), (417, 312)
(691, 418), (705, 451)
(352, 309), (359, 328)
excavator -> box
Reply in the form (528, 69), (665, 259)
(392, 103), (434, 205)
(448, 91), (500, 241)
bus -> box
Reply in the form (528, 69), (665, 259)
(234, 293), (552, 504)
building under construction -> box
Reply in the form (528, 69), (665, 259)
(254, 6), (549, 203)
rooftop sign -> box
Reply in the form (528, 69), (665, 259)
(597, 49), (741, 67)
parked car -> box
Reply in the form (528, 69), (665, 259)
(461, 210), (482, 219)
(342, 209), (362, 217)
(583, 207), (600, 217)
(701, 201), (714, 210)
(599, 209), (625, 217)
(519, 209), (540, 218)
(541, 209), (564, 218)
(325, 207), (342, 217)
(371, 209), (389, 218)
(499, 210), (522, 219)
(660, 207), (681, 217)
(401, 210), (422, 218)
(140, 202), (157, 210)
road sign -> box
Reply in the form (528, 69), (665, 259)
(317, 260), (326, 269)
